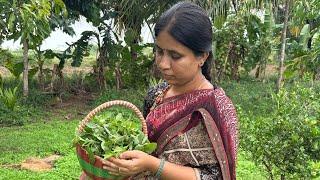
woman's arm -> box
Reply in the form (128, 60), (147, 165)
(147, 155), (197, 180)
(103, 150), (197, 180)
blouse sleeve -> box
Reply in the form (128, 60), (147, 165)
(142, 81), (168, 118)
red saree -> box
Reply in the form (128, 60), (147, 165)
(146, 87), (238, 180)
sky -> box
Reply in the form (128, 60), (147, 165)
(1, 16), (154, 51)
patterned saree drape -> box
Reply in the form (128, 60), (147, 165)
(146, 88), (238, 180)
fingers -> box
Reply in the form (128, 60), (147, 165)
(109, 157), (133, 169)
(120, 151), (139, 159)
(103, 165), (130, 176)
(101, 157), (131, 176)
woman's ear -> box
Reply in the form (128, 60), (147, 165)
(198, 52), (209, 67)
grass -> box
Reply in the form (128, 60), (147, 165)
(0, 120), (82, 179)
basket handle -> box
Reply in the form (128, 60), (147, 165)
(77, 100), (147, 135)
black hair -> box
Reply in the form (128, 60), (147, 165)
(154, 1), (213, 81)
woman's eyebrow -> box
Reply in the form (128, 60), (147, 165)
(155, 44), (182, 55)
(155, 44), (163, 50)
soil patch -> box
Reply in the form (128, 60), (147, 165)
(46, 92), (97, 121)
(0, 155), (61, 172)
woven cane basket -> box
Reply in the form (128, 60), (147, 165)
(76, 100), (148, 180)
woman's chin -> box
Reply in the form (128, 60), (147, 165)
(164, 78), (175, 84)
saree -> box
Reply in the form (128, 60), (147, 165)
(140, 82), (238, 180)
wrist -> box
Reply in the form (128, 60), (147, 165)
(145, 155), (161, 173)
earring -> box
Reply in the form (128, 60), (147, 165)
(199, 62), (204, 67)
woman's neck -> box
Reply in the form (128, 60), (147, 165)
(169, 73), (208, 96)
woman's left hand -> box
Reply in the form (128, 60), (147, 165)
(103, 150), (153, 177)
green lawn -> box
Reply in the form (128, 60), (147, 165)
(0, 118), (267, 179)
(0, 120), (81, 179)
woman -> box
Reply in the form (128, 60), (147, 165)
(103, 2), (238, 180)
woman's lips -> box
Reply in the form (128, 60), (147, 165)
(162, 74), (174, 79)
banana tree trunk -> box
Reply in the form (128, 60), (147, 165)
(23, 39), (29, 97)
(276, 0), (291, 92)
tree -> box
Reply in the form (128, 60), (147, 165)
(1, 0), (67, 97)
(276, 0), (291, 92)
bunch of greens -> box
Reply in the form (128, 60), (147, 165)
(74, 111), (157, 160)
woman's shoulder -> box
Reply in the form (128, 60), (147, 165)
(143, 81), (169, 118)
(146, 81), (169, 96)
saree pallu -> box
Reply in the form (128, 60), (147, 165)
(140, 84), (238, 180)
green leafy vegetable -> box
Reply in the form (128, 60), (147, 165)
(74, 111), (157, 160)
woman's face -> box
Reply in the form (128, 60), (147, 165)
(155, 31), (203, 86)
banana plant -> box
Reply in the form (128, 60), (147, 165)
(286, 25), (320, 81)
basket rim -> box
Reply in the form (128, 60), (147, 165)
(77, 100), (148, 135)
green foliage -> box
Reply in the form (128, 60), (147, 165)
(74, 112), (157, 160)
(0, 49), (14, 65)
(1, 0), (67, 48)
(239, 83), (320, 179)
(3, 60), (23, 79)
(23, 88), (54, 107)
(0, 85), (18, 111)
(236, 151), (268, 179)
(213, 4), (279, 81)
(93, 88), (146, 110)
(107, 38), (154, 89)
(286, 25), (320, 80)
(214, 13), (248, 80)
(66, 31), (97, 67)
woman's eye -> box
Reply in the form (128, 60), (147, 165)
(171, 53), (181, 60)
(156, 49), (164, 55)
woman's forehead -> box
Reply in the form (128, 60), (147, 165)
(156, 31), (191, 53)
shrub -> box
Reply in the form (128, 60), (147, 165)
(239, 83), (320, 179)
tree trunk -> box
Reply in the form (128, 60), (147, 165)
(255, 64), (261, 79)
(36, 47), (44, 90)
(38, 60), (44, 90)
(57, 66), (64, 90)
(23, 39), (29, 97)
(49, 64), (64, 92)
(115, 65), (123, 90)
(276, 0), (291, 92)
(50, 64), (58, 92)
(262, 160), (274, 180)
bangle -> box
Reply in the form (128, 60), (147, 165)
(155, 158), (165, 178)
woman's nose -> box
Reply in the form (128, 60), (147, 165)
(157, 54), (171, 70)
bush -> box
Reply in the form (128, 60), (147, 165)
(239, 83), (320, 179)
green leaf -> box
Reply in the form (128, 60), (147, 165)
(135, 143), (157, 154)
